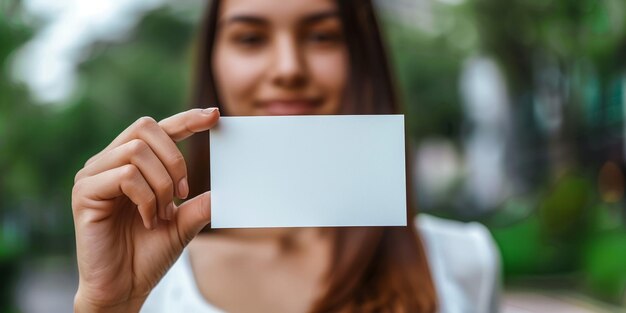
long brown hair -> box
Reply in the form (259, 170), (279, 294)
(187, 0), (438, 312)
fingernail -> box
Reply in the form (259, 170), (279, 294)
(166, 202), (174, 220)
(202, 107), (218, 115)
(178, 177), (189, 199)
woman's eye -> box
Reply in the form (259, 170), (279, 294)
(307, 31), (342, 45)
(233, 33), (266, 47)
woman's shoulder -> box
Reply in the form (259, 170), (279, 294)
(415, 214), (501, 313)
(416, 214), (497, 255)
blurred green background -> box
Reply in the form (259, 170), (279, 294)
(2, 0), (626, 311)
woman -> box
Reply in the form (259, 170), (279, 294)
(71, 0), (500, 312)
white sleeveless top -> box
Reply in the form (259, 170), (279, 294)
(141, 215), (500, 313)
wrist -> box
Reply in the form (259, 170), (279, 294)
(74, 293), (145, 313)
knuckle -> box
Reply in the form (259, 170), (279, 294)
(144, 193), (157, 210)
(155, 177), (174, 197)
(168, 153), (186, 172)
(74, 168), (85, 183)
(71, 180), (84, 198)
(127, 139), (150, 155)
(71, 182), (86, 211)
(84, 155), (97, 167)
(119, 164), (140, 181)
(135, 116), (157, 129)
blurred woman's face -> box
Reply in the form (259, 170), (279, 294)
(213, 0), (347, 116)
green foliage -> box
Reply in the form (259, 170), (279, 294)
(386, 23), (464, 141)
(0, 8), (197, 256)
(538, 174), (594, 241)
(381, 4), (477, 142)
(492, 215), (562, 276)
(582, 229), (626, 303)
(473, 0), (626, 89)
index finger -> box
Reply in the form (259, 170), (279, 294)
(158, 108), (220, 142)
(83, 108), (220, 170)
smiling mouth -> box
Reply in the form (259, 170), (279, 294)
(257, 99), (322, 115)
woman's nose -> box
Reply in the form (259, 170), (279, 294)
(271, 34), (307, 89)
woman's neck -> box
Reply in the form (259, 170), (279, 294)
(188, 228), (334, 312)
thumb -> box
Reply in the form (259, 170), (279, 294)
(174, 191), (212, 246)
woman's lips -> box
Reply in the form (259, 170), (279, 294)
(258, 99), (321, 115)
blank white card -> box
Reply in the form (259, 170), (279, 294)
(209, 115), (407, 228)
